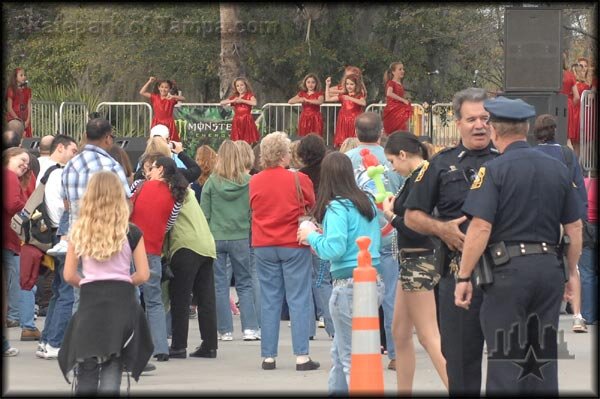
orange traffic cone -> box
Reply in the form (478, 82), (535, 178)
(349, 236), (384, 396)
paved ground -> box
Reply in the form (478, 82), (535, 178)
(3, 314), (597, 396)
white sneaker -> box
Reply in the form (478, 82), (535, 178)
(318, 317), (325, 328)
(35, 342), (46, 358)
(243, 329), (260, 341)
(218, 332), (233, 341)
(3, 347), (19, 357)
(44, 344), (60, 359)
(47, 240), (68, 255)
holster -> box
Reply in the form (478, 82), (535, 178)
(474, 253), (494, 288)
(558, 235), (570, 283)
(432, 238), (450, 277)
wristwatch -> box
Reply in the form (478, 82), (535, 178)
(456, 275), (471, 283)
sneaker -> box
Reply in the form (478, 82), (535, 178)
(318, 317), (325, 328)
(3, 347), (19, 357)
(189, 306), (197, 319)
(387, 359), (396, 370)
(44, 344), (60, 359)
(35, 342), (47, 358)
(218, 332), (233, 341)
(572, 316), (588, 333)
(243, 329), (260, 341)
(47, 240), (68, 255)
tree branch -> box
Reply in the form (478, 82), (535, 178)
(563, 25), (597, 40)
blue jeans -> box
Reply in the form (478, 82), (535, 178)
(312, 255), (334, 337)
(580, 224), (598, 323)
(255, 246), (312, 357)
(249, 246), (261, 328)
(41, 256), (74, 347)
(2, 250), (20, 322)
(328, 279), (384, 395)
(76, 356), (122, 396)
(19, 285), (37, 330)
(379, 245), (398, 360)
(56, 209), (70, 236)
(214, 239), (259, 333)
(140, 254), (169, 355)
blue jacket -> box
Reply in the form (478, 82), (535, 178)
(307, 198), (381, 280)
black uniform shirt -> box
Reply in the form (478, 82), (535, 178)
(462, 141), (582, 245)
(403, 142), (499, 231)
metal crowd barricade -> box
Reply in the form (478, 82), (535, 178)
(95, 102), (153, 137)
(364, 103), (426, 136)
(430, 103), (459, 148)
(579, 90), (597, 175)
(31, 101), (59, 136)
(59, 102), (88, 142)
(259, 103), (302, 138)
(320, 103), (342, 147)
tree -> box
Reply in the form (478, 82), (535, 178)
(219, 4), (244, 99)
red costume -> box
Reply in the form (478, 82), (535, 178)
(334, 93), (364, 147)
(568, 81), (591, 143)
(297, 91), (323, 136)
(383, 80), (412, 134)
(150, 93), (179, 141)
(230, 92), (260, 144)
(561, 70), (577, 139)
(6, 86), (32, 137)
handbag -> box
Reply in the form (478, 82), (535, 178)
(161, 231), (175, 283)
(294, 172), (317, 225)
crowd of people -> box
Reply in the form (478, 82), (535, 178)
(2, 60), (598, 396)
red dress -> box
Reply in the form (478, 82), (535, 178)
(382, 80), (412, 134)
(150, 93), (179, 141)
(6, 86), (32, 137)
(568, 81), (591, 142)
(334, 93), (364, 147)
(230, 92), (260, 144)
(297, 91), (323, 136)
(561, 70), (576, 139)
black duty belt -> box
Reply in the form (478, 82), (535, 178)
(498, 242), (558, 258)
(400, 249), (435, 259)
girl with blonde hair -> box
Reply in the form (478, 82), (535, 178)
(191, 144), (218, 203)
(234, 140), (255, 173)
(60, 171), (152, 396)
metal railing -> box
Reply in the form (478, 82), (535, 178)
(58, 102), (88, 142)
(365, 103), (427, 136)
(579, 90), (597, 175)
(95, 102), (153, 137)
(31, 101), (59, 136)
(259, 103), (302, 138)
(430, 103), (459, 148)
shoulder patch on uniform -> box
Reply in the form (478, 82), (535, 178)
(470, 167), (486, 190)
(414, 161), (429, 182)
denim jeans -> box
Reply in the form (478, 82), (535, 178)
(579, 224), (598, 323)
(312, 255), (334, 337)
(379, 245), (398, 360)
(249, 246), (261, 328)
(56, 209), (70, 236)
(2, 250), (20, 322)
(255, 246), (312, 358)
(76, 356), (122, 396)
(328, 279), (384, 395)
(41, 256), (74, 347)
(214, 239), (259, 333)
(140, 254), (169, 355)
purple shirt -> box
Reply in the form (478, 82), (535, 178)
(80, 240), (133, 285)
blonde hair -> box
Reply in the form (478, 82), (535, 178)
(234, 140), (255, 171)
(214, 140), (245, 184)
(144, 136), (171, 158)
(195, 145), (217, 185)
(383, 62), (403, 85)
(289, 140), (304, 169)
(69, 171), (130, 261)
(339, 137), (359, 153)
(260, 131), (291, 168)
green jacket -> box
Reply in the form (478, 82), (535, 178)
(166, 188), (216, 260)
(200, 173), (251, 241)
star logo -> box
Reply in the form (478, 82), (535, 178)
(512, 346), (550, 381)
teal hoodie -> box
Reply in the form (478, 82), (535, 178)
(200, 173), (251, 241)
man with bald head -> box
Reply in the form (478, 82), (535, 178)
(343, 111), (403, 370)
(37, 135), (55, 174)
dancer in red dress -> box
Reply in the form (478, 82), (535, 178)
(569, 63), (591, 157)
(325, 74), (366, 148)
(382, 62), (412, 134)
(220, 78), (260, 145)
(327, 65), (368, 98)
(5, 68), (32, 137)
(288, 73), (324, 137)
(140, 77), (185, 141)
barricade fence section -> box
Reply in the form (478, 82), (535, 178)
(259, 103), (302, 138)
(364, 103), (426, 136)
(31, 101), (59, 136)
(59, 102), (88, 142)
(95, 102), (153, 138)
(430, 103), (459, 149)
(579, 90), (597, 175)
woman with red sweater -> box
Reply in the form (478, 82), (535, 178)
(130, 154), (188, 361)
(249, 132), (320, 371)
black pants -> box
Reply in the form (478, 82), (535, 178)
(75, 356), (122, 396)
(438, 273), (485, 396)
(169, 248), (217, 351)
(480, 255), (563, 395)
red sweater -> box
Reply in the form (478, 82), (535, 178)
(2, 169), (30, 254)
(130, 180), (175, 256)
(249, 167), (315, 248)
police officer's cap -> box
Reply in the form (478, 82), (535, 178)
(484, 96), (536, 122)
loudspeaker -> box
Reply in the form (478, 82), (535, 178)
(114, 137), (147, 168)
(502, 92), (568, 145)
(504, 8), (562, 92)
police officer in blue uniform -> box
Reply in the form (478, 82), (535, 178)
(455, 97), (583, 395)
(404, 88), (499, 395)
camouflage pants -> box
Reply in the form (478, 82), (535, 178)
(399, 252), (440, 292)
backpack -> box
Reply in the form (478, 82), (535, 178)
(10, 164), (62, 252)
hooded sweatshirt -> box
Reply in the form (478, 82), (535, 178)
(200, 173), (251, 241)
